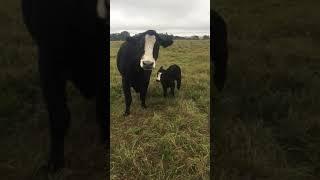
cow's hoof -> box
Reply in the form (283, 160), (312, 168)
(123, 111), (130, 116)
(31, 163), (49, 180)
(31, 163), (70, 180)
(48, 168), (69, 180)
(141, 104), (147, 109)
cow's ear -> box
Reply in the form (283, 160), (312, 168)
(126, 36), (135, 43)
(159, 37), (173, 48)
(160, 66), (163, 70)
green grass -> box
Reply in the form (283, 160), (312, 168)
(110, 40), (210, 179)
(213, 0), (320, 179)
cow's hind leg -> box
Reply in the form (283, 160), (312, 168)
(122, 78), (132, 116)
(38, 48), (70, 174)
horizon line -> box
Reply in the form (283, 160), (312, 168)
(110, 31), (210, 37)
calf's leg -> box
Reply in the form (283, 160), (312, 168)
(170, 86), (175, 97)
(162, 83), (167, 97)
(170, 81), (175, 96)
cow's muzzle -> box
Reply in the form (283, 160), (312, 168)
(141, 60), (155, 70)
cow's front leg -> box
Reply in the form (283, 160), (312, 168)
(95, 97), (108, 144)
(140, 87), (147, 108)
(38, 52), (70, 174)
(122, 78), (132, 116)
(140, 80), (150, 109)
(140, 72), (151, 108)
(46, 91), (69, 174)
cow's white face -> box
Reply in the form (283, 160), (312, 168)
(140, 34), (156, 70)
(97, 0), (106, 19)
(156, 72), (162, 81)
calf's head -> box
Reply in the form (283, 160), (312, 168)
(127, 30), (173, 70)
(156, 66), (165, 82)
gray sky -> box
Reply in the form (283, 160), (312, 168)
(110, 0), (210, 36)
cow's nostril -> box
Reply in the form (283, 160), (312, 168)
(142, 61), (154, 70)
(143, 61), (153, 65)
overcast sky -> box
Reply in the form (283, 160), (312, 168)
(110, 0), (210, 36)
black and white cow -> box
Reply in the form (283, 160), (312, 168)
(212, 10), (228, 91)
(21, 0), (108, 175)
(117, 30), (173, 116)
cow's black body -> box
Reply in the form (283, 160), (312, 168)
(21, 0), (108, 174)
(156, 64), (181, 97)
(117, 30), (173, 116)
(212, 11), (228, 91)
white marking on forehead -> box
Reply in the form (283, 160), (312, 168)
(156, 72), (162, 81)
(143, 34), (156, 60)
(97, 0), (106, 19)
(140, 34), (157, 69)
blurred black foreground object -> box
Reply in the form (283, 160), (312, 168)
(21, 0), (108, 178)
(212, 10), (228, 91)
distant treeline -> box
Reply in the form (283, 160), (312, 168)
(110, 31), (210, 41)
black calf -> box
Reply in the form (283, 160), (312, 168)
(156, 64), (181, 97)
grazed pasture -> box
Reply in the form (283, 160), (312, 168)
(110, 40), (210, 179)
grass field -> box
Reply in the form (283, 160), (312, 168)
(1, 1), (106, 179)
(110, 40), (210, 179)
(213, 0), (320, 179)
